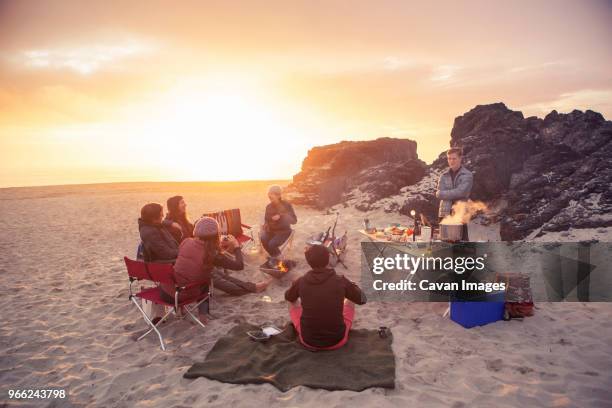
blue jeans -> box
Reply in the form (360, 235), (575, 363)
(261, 230), (292, 257)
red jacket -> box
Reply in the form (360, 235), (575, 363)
(161, 238), (211, 302)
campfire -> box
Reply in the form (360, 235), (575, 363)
(277, 260), (289, 273)
(260, 258), (296, 279)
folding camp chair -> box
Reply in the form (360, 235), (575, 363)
(201, 209), (255, 251)
(278, 229), (295, 259)
(136, 242), (145, 260)
(124, 257), (211, 351)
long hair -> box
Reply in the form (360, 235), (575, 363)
(166, 196), (194, 239)
(199, 233), (221, 269)
(166, 195), (189, 224)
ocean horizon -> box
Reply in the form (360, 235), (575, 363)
(0, 179), (291, 191)
(0, 180), (293, 205)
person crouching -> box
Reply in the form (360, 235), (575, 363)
(284, 244), (367, 350)
(261, 185), (297, 267)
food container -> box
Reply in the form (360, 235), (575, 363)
(439, 223), (464, 241)
(390, 234), (402, 242)
(420, 226), (432, 241)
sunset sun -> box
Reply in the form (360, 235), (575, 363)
(120, 80), (314, 181)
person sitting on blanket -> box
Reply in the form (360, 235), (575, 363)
(163, 195), (194, 243)
(261, 185), (297, 268)
(160, 217), (270, 319)
(285, 244), (367, 350)
(139, 203), (179, 262)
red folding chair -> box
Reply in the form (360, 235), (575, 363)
(124, 257), (211, 351)
(201, 209), (255, 250)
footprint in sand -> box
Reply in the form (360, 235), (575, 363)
(485, 358), (504, 372)
(515, 366), (534, 374)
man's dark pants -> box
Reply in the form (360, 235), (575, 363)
(261, 229), (292, 257)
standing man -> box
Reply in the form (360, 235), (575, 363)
(435, 147), (473, 241)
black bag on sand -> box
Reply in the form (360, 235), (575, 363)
(184, 323), (396, 392)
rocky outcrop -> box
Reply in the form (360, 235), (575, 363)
(287, 103), (612, 240)
(438, 103), (612, 239)
(285, 138), (427, 208)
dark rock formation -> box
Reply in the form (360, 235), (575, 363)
(441, 103), (612, 239)
(287, 103), (611, 240)
(399, 191), (438, 222)
(285, 137), (427, 208)
(431, 103), (541, 201)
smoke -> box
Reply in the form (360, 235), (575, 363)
(441, 200), (488, 224)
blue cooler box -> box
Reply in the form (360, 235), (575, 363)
(450, 291), (505, 328)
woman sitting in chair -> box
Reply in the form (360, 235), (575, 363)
(139, 203), (179, 262)
(163, 195), (194, 243)
(261, 185), (297, 268)
(161, 217), (270, 321)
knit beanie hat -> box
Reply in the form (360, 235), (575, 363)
(305, 244), (330, 268)
(268, 185), (282, 196)
(194, 217), (219, 238)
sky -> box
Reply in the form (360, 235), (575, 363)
(1, 0), (611, 187)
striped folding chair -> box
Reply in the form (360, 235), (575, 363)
(124, 257), (211, 351)
(201, 209), (255, 251)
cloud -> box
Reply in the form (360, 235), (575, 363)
(17, 40), (154, 75)
(519, 89), (612, 117)
(507, 60), (568, 74)
(382, 56), (415, 71)
(430, 65), (461, 83)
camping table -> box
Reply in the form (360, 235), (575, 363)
(359, 231), (450, 315)
(358, 229), (425, 256)
(358, 230), (391, 275)
(358, 229), (391, 258)
(358, 229), (427, 287)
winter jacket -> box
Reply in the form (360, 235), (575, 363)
(264, 200), (297, 232)
(160, 241), (244, 303)
(138, 218), (179, 262)
(436, 166), (473, 218)
(285, 268), (367, 347)
(162, 214), (194, 243)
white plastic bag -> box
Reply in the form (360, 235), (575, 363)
(141, 285), (165, 320)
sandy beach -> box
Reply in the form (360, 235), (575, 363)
(1, 181), (611, 407)
(2, 1), (611, 406)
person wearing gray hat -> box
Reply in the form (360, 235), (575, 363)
(194, 216), (220, 238)
(261, 185), (297, 267)
(160, 217), (270, 321)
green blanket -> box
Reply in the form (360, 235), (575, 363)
(184, 323), (395, 392)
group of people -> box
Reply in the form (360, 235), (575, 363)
(137, 185), (367, 350)
(134, 147), (473, 350)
